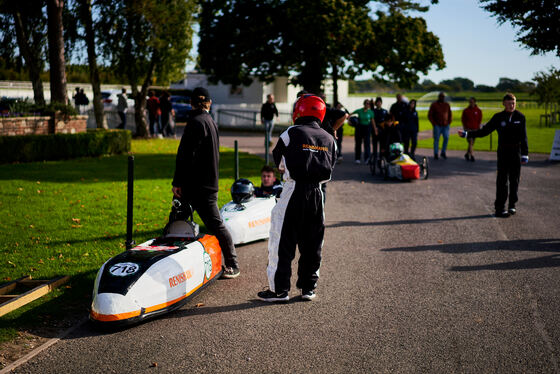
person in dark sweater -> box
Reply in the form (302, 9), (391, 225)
(261, 94), (279, 145)
(459, 93), (529, 218)
(402, 99), (419, 158)
(172, 87), (240, 278)
(254, 165), (283, 198)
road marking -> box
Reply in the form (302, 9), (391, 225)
(0, 318), (87, 374)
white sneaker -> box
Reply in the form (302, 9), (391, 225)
(354, 160), (361, 164)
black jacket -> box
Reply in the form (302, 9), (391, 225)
(260, 102), (279, 121)
(272, 118), (336, 184)
(467, 110), (528, 155)
(172, 109), (220, 192)
(254, 179), (283, 198)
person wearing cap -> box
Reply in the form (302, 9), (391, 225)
(258, 94), (336, 302)
(428, 92), (452, 159)
(172, 87), (240, 278)
(458, 93), (529, 218)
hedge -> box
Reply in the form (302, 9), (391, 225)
(0, 129), (131, 163)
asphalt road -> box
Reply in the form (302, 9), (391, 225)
(12, 135), (560, 374)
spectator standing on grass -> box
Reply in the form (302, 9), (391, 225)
(402, 99), (419, 158)
(261, 94), (279, 146)
(461, 97), (483, 161)
(160, 91), (175, 137)
(172, 87), (240, 278)
(147, 90), (161, 137)
(428, 92), (452, 159)
(117, 88), (128, 129)
(351, 99), (376, 164)
(459, 93), (528, 218)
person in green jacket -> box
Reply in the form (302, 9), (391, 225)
(351, 99), (377, 164)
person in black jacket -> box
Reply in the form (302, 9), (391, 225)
(258, 94), (336, 302)
(254, 165), (283, 198)
(402, 99), (419, 158)
(459, 93), (529, 218)
(172, 87), (240, 278)
(261, 94), (279, 146)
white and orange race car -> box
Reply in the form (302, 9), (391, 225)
(90, 200), (222, 326)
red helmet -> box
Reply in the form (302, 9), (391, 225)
(292, 94), (326, 123)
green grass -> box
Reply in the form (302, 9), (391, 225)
(0, 139), (265, 343)
(343, 100), (557, 154)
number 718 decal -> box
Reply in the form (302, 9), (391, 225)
(109, 262), (140, 276)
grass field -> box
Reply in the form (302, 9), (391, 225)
(0, 139), (265, 343)
(343, 94), (557, 154)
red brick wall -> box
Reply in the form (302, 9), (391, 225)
(50, 114), (88, 134)
(0, 114), (87, 136)
(0, 117), (50, 136)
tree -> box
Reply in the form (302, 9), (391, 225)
(0, 1), (47, 105)
(198, 0), (444, 97)
(479, 0), (560, 57)
(47, 0), (68, 104)
(97, 0), (196, 137)
(65, 0), (106, 128)
(532, 67), (560, 124)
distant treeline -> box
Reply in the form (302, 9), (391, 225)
(0, 60), (122, 84)
(350, 76), (535, 94)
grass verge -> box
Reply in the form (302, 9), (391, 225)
(0, 138), (264, 344)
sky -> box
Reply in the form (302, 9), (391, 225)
(187, 0), (559, 87)
(415, 0), (559, 86)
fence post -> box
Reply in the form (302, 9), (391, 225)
(234, 140), (239, 181)
(125, 155), (135, 250)
(490, 133), (492, 151)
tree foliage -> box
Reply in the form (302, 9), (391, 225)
(532, 67), (560, 116)
(479, 0), (560, 57)
(96, 0), (196, 137)
(198, 0), (445, 94)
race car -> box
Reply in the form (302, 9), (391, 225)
(220, 179), (276, 245)
(90, 200), (222, 326)
(370, 143), (428, 180)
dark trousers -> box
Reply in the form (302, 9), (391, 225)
(402, 128), (418, 156)
(336, 126), (343, 158)
(495, 151), (521, 211)
(117, 111), (126, 129)
(275, 183), (324, 293)
(149, 114), (160, 135)
(181, 191), (238, 269)
(354, 125), (371, 162)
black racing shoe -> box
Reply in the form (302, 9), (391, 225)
(464, 153), (469, 161)
(495, 210), (510, 218)
(440, 152), (447, 159)
(508, 208), (516, 215)
(470, 155), (475, 162)
(257, 289), (289, 303)
(434, 154), (439, 160)
(301, 290), (316, 301)
(221, 267), (240, 279)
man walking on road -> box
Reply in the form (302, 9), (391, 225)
(261, 94), (279, 146)
(258, 94), (336, 302)
(459, 93), (528, 218)
(172, 87), (240, 278)
(461, 97), (483, 161)
(429, 92), (452, 159)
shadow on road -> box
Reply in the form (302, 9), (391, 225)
(326, 214), (492, 228)
(381, 238), (560, 271)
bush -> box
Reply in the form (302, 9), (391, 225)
(3, 99), (78, 117)
(0, 129), (131, 163)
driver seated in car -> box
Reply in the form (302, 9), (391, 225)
(254, 165), (283, 198)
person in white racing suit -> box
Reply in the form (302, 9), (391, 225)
(258, 94), (337, 302)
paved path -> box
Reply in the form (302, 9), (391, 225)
(13, 132), (560, 374)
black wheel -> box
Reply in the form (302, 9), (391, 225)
(380, 157), (388, 180)
(368, 153), (377, 176)
(419, 156), (429, 180)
